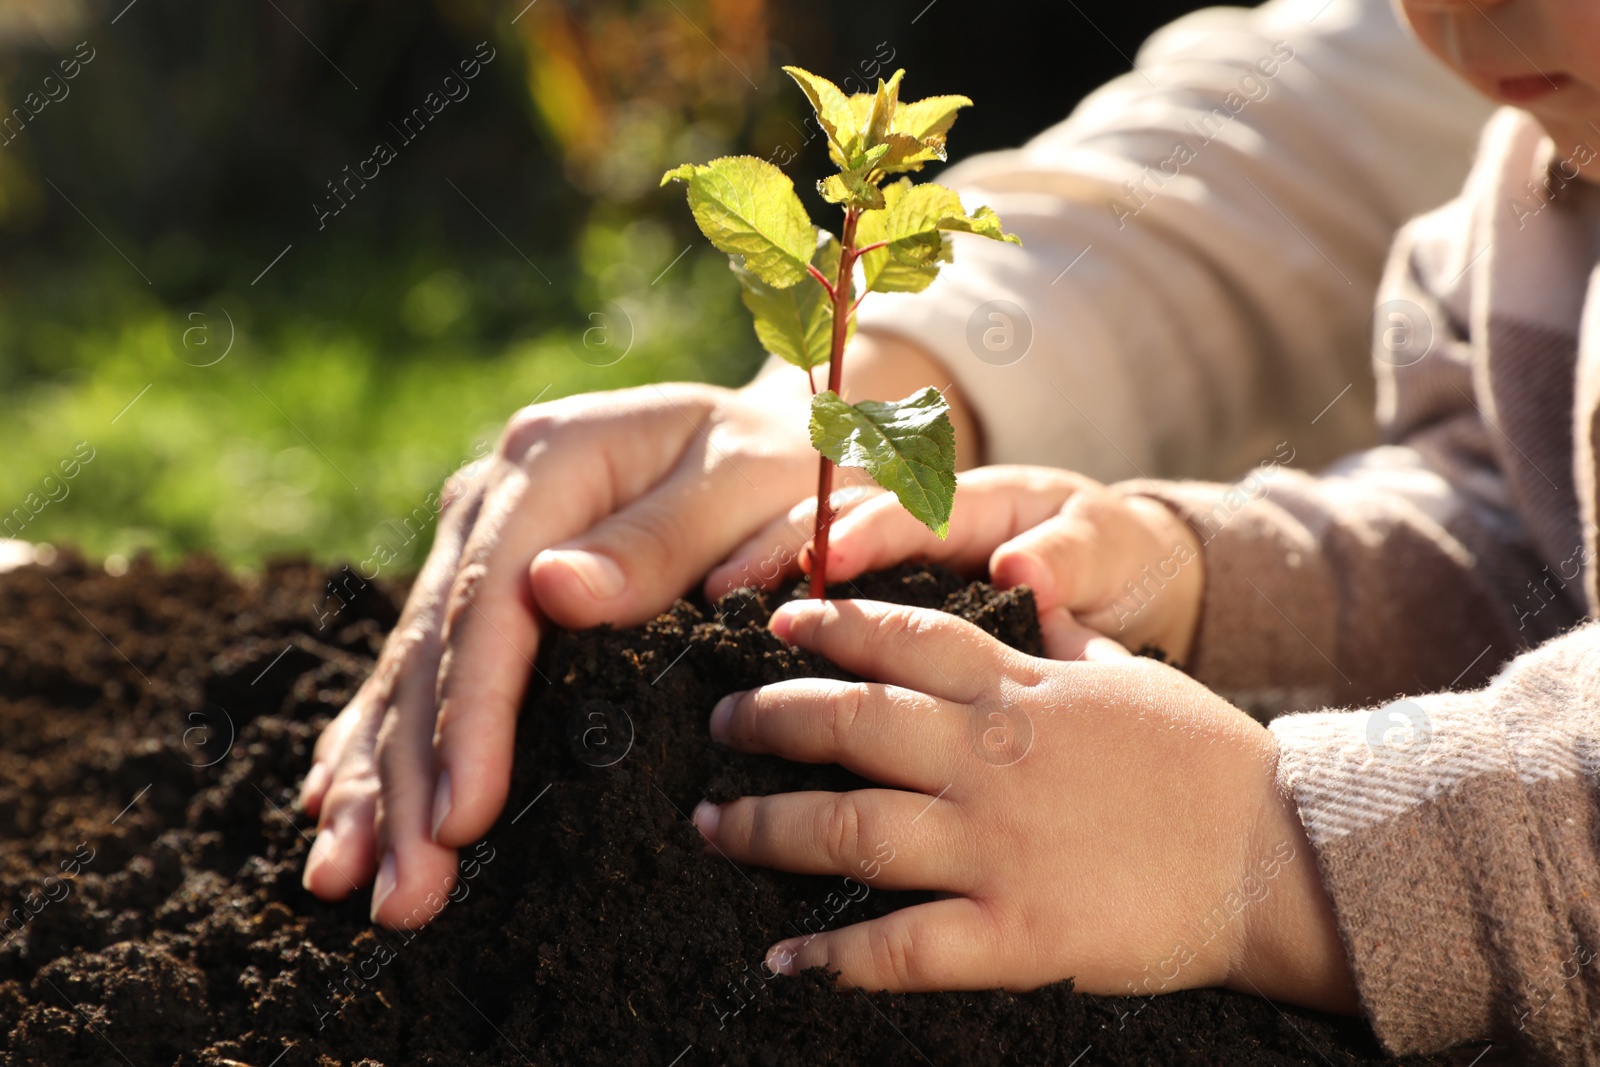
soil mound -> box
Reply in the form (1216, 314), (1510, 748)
(0, 553), (1434, 1065)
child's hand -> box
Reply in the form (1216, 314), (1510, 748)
(693, 598), (1357, 1013)
(714, 467), (1205, 663)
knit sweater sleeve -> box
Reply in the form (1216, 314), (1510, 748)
(1124, 374), (1600, 1061)
(851, 0), (1491, 481)
(1116, 122), (1600, 1055)
(1272, 631), (1600, 1060)
(1119, 105), (1590, 712)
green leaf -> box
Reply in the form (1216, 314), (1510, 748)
(661, 156), (817, 288)
(819, 171), (885, 209)
(877, 94), (971, 171)
(865, 69), (904, 149)
(893, 94), (972, 142)
(935, 203), (1021, 244)
(855, 179), (946, 293)
(818, 143), (890, 209)
(733, 230), (851, 371)
(782, 66), (857, 167)
(783, 67), (974, 176)
(810, 387), (956, 538)
(879, 89), (970, 173)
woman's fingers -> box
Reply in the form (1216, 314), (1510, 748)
(300, 701), (383, 899)
(770, 599), (1030, 705)
(764, 897), (1016, 991)
(531, 385), (816, 626)
(537, 440), (814, 625)
(695, 789), (973, 892)
(822, 466), (1089, 582)
(710, 678), (969, 792)
(302, 471), (480, 901)
(369, 642), (461, 927)
(430, 392), (715, 854)
(301, 698), (363, 817)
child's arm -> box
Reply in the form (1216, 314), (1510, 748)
(1266, 623), (1600, 1058)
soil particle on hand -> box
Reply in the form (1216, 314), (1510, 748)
(0, 552), (1439, 1066)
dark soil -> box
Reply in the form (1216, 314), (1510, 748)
(0, 553), (1455, 1066)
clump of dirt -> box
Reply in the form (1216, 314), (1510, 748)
(0, 552), (1440, 1065)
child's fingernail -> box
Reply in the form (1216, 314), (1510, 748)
(544, 549), (626, 600)
(301, 826), (337, 892)
(993, 552), (1050, 599)
(769, 601), (814, 642)
(765, 941), (800, 977)
(430, 769), (453, 843)
(370, 851), (397, 923)
(691, 800), (721, 842)
(709, 693), (741, 743)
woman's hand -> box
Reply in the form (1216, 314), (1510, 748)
(714, 466), (1206, 662)
(298, 331), (979, 928)
(693, 598), (1357, 1013)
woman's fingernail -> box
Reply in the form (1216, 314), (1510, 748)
(301, 826), (337, 892)
(545, 549), (626, 600)
(691, 800), (721, 842)
(370, 851), (397, 923)
(709, 693), (741, 743)
(430, 769), (453, 843)
(300, 762), (330, 806)
(765, 941), (800, 977)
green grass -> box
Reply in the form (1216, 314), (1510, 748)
(0, 216), (758, 570)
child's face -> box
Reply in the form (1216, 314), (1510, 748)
(1397, 0), (1600, 180)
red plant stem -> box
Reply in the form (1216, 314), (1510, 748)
(806, 262), (836, 299)
(810, 206), (862, 599)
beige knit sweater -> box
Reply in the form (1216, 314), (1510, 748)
(1130, 109), (1600, 1061)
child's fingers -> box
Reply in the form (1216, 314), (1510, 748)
(764, 897), (1011, 990)
(695, 789), (973, 892)
(824, 466), (1089, 582)
(709, 678), (968, 792)
(703, 486), (880, 599)
(770, 599), (1027, 705)
(1039, 606), (1133, 662)
(703, 496), (817, 597)
(988, 490), (1145, 613)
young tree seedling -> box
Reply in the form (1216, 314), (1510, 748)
(664, 66), (1019, 597)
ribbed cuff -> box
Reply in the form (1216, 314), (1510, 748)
(1269, 629), (1600, 1061)
(1115, 477), (1343, 714)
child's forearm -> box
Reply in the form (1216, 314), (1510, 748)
(1269, 624), (1600, 1057)
(1227, 739), (1357, 1014)
(1121, 454), (1547, 713)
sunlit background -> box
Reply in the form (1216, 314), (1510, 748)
(0, 0), (1216, 570)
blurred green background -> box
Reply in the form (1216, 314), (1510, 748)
(0, 0), (1215, 571)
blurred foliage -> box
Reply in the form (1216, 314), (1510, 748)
(0, 0), (1220, 568)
